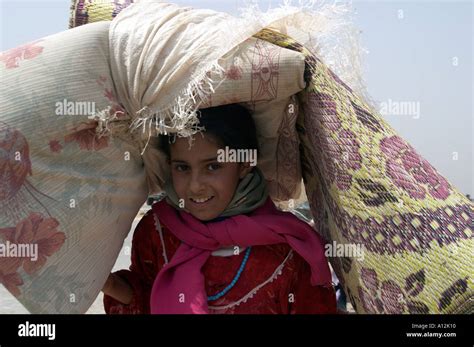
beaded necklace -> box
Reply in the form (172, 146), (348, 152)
(207, 246), (252, 301)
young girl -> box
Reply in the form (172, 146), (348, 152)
(102, 104), (337, 314)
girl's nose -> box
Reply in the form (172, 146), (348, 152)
(188, 172), (205, 194)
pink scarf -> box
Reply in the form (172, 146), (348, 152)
(150, 197), (332, 314)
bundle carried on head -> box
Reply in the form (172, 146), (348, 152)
(0, 0), (472, 314)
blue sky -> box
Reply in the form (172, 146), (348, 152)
(1, 0), (472, 196)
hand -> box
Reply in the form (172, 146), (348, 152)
(102, 273), (115, 294)
(102, 273), (133, 305)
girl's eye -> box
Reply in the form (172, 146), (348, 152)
(174, 164), (189, 172)
(208, 163), (221, 171)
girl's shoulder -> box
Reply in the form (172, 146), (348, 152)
(133, 208), (159, 242)
(132, 208), (181, 265)
(134, 206), (176, 240)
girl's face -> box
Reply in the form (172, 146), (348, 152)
(168, 134), (252, 221)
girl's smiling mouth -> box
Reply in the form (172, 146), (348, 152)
(189, 196), (215, 205)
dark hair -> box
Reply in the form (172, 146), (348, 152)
(159, 104), (259, 158)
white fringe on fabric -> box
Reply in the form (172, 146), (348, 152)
(130, 58), (230, 155)
(239, 0), (372, 104)
(108, 0), (369, 145)
(104, 0), (370, 193)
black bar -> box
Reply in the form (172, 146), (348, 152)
(0, 314), (470, 346)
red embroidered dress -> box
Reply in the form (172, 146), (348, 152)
(104, 208), (337, 314)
